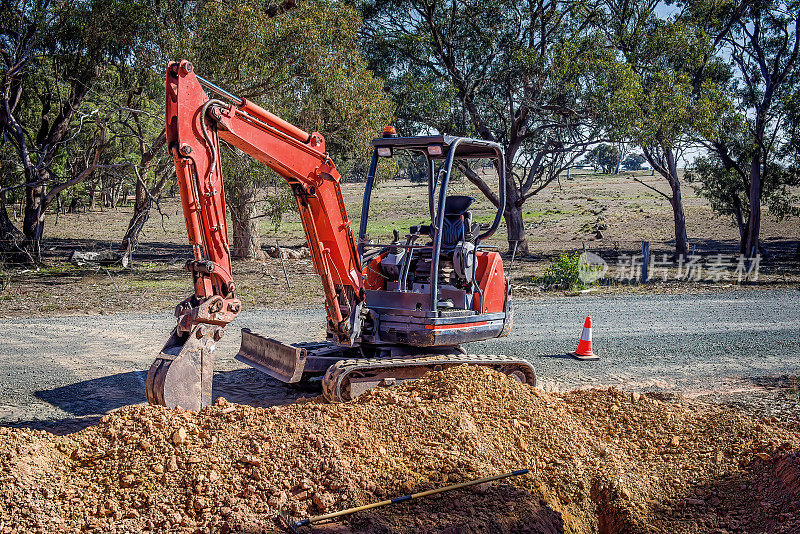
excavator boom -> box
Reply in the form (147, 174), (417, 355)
(147, 60), (364, 409)
(169, 60), (363, 338)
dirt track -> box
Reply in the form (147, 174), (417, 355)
(1, 289), (798, 432)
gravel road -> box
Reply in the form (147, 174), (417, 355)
(1, 289), (798, 433)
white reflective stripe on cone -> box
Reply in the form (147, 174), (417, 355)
(581, 326), (591, 341)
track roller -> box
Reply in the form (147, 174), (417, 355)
(322, 354), (536, 403)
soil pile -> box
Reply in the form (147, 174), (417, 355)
(1, 365), (799, 533)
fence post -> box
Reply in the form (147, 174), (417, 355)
(641, 241), (650, 283)
(276, 239), (291, 289)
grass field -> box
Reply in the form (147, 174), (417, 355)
(0, 169), (797, 317)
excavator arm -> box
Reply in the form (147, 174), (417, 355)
(146, 60), (364, 410)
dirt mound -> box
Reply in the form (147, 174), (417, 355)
(1, 365), (799, 533)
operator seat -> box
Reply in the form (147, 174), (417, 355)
(440, 195), (476, 252)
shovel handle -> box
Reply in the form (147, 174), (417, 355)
(296, 468), (529, 527)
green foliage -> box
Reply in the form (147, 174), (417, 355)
(622, 154), (647, 171)
(1, 0), (392, 258)
(782, 82), (800, 174)
(82, 66), (169, 206)
(263, 189), (297, 232)
(359, 0), (623, 252)
(683, 0), (799, 254)
(584, 144), (620, 174)
(591, 1), (735, 257)
(222, 144), (295, 226)
(1, 0), (796, 262)
(171, 0), (392, 163)
(164, 0), (394, 243)
(0, 0), (166, 257)
(540, 252), (600, 290)
(690, 153), (800, 229)
(595, 12), (731, 149)
(1, 0), (164, 161)
(362, 0), (615, 143)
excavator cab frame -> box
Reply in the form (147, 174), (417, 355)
(355, 135), (512, 348)
(239, 135), (517, 389)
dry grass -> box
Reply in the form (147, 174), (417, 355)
(0, 170), (796, 317)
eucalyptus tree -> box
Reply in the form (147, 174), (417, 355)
(584, 144), (621, 174)
(359, 0), (615, 254)
(114, 66), (172, 253)
(165, 0), (393, 258)
(0, 0), (160, 261)
(597, 1), (729, 258)
(687, 0), (799, 257)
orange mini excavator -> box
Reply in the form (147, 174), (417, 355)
(145, 60), (535, 409)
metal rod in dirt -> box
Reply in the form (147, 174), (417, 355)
(276, 239), (290, 289)
(289, 469), (529, 530)
(508, 240), (519, 280)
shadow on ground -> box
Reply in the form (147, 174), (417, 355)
(538, 353), (574, 360)
(3, 367), (310, 435)
(650, 449), (800, 534)
(33, 370), (148, 417)
(344, 484), (568, 534)
(212, 368), (312, 407)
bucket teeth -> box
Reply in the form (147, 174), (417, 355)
(146, 324), (218, 411)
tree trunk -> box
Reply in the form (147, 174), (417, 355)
(230, 181), (262, 259)
(120, 131), (169, 252)
(89, 181), (97, 210)
(666, 153), (689, 259)
(614, 143), (626, 174)
(54, 194), (61, 226)
(120, 172), (170, 252)
(0, 200), (31, 265)
(669, 185), (690, 259)
(503, 177), (528, 255)
(121, 197), (151, 252)
(642, 145), (690, 259)
(743, 150), (762, 258)
(731, 189), (746, 241)
(22, 169), (47, 261)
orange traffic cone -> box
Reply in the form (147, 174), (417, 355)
(569, 316), (599, 361)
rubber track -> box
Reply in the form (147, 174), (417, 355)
(322, 354), (537, 403)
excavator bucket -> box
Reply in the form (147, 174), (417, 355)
(235, 328), (308, 383)
(146, 323), (220, 411)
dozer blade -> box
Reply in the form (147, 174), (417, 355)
(146, 323), (221, 410)
(236, 328), (308, 383)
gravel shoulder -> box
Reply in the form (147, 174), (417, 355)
(1, 289), (798, 432)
